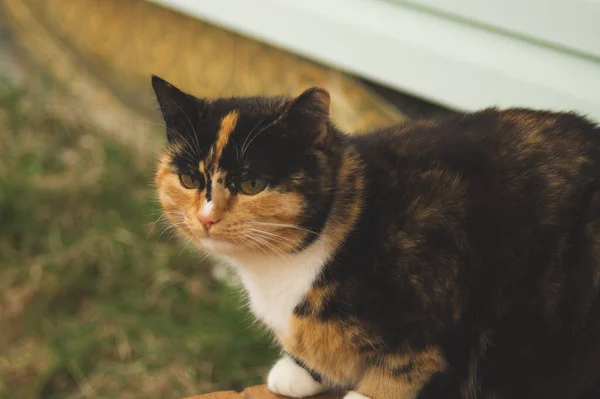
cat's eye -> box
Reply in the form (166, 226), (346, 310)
(179, 174), (204, 190)
(239, 177), (267, 195)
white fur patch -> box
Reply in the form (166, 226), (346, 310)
(198, 237), (238, 253)
(344, 392), (371, 399)
(227, 236), (330, 337)
(199, 199), (213, 218)
(267, 356), (326, 398)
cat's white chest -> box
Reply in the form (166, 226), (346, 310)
(229, 240), (329, 337)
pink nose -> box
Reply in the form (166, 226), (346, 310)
(197, 213), (220, 230)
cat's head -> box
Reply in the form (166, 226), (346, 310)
(152, 75), (341, 257)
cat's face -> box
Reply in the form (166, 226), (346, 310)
(152, 76), (339, 257)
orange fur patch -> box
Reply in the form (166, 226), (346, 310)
(283, 312), (446, 399)
(282, 315), (374, 386)
(212, 111), (238, 169)
(358, 347), (447, 399)
(304, 283), (338, 313)
(319, 147), (365, 251)
(214, 189), (307, 252)
(155, 153), (205, 235)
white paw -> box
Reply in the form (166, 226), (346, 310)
(343, 392), (372, 399)
(267, 356), (326, 398)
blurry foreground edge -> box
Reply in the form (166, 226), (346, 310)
(185, 385), (342, 399)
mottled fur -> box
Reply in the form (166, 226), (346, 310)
(151, 75), (600, 399)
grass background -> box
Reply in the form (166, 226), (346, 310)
(0, 77), (277, 399)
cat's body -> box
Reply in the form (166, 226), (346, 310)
(151, 75), (600, 399)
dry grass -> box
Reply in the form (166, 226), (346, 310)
(0, 77), (276, 399)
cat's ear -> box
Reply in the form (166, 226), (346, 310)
(283, 87), (331, 145)
(151, 75), (205, 143)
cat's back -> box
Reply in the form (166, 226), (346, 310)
(353, 107), (600, 173)
(351, 108), (600, 211)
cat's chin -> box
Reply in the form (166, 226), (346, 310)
(197, 236), (240, 254)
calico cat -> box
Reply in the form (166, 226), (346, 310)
(151, 74), (600, 399)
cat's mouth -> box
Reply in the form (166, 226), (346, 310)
(181, 218), (240, 253)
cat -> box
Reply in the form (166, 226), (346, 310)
(151, 74), (600, 399)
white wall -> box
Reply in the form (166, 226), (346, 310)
(396, 0), (600, 58)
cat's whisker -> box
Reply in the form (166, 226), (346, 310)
(138, 119), (194, 157)
(145, 209), (170, 217)
(195, 249), (210, 263)
(144, 213), (170, 244)
(250, 229), (296, 246)
(238, 235), (268, 257)
(158, 222), (188, 241)
(246, 221), (319, 235)
(244, 227), (300, 250)
(178, 236), (194, 257)
(146, 209), (183, 228)
(170, 102), (204, 156)
(157, 227), (176, 241)
(245, 233), (292, 260)
(240, 121), (276, 158)
(246, 235), (295, 255)
(242, 234), (273, 257)
(158, 218), (187, 228)
(244, 226), (298, 242)
(230, 135), (240, 161)
(137, 119), (166, 128)
(165, 229), (183, 242)
(240, 117), (266, 159)
(166, 128), (200, 160)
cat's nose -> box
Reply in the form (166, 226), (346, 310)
(197, 213), (220, 230)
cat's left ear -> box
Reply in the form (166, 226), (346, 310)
(151, 75), (206, 144)
(283, 87), (331, 146)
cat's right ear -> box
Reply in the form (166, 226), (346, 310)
(151, 75), (205, 143)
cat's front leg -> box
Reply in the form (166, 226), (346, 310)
(346, 347), (448, 399)
(267, 356), (327, 398)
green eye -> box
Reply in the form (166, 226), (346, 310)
(239, 177), (267, 195)
(179, 174), (204, 190)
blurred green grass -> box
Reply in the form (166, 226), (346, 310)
(0, 77), (276, 399)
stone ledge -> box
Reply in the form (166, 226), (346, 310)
(185, 385), (342, 399)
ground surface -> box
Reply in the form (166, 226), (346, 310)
(187, 385), (342, 399)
